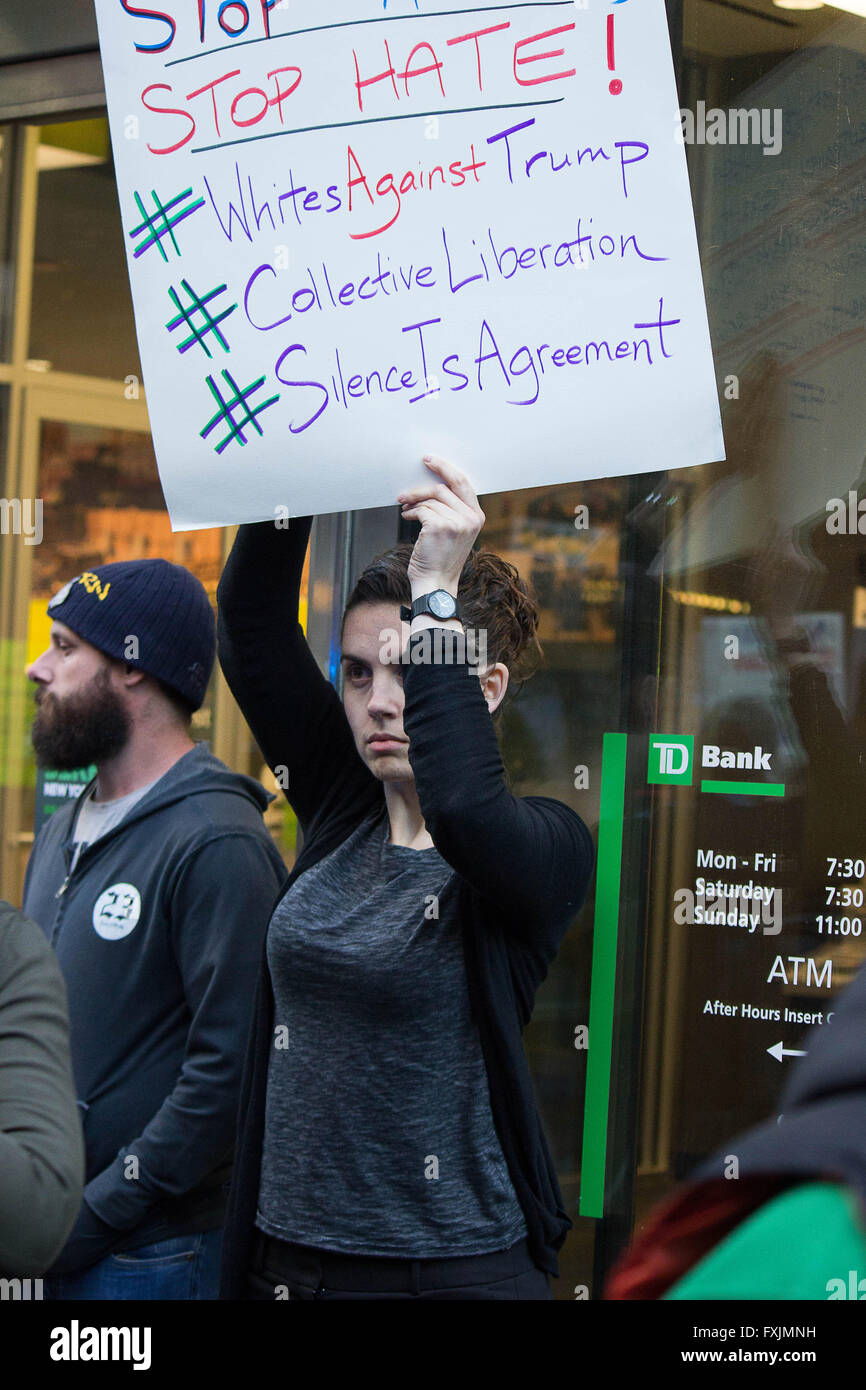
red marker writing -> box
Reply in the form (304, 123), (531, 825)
(607, 13), (622, 95)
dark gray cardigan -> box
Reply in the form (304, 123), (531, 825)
(0, 901), (84, 1275)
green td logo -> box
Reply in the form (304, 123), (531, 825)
(648, 735), (694, 785)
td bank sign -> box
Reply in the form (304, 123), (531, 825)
(648, 736), (784, 797)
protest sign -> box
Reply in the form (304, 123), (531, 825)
(94, 0), (724, 529)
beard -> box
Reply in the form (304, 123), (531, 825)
(31, 665), (131, 770)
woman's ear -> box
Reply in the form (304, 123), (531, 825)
(480, 662), (509, 714)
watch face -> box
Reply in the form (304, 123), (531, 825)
(428, 589), (457, 619)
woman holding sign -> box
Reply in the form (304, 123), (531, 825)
(216, 457), (593, 1300)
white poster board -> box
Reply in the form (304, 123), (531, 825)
(94, 0), (724, 529)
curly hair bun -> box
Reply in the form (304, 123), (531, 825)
(459, 550), (542, 681)
(344, 543), (542, 684)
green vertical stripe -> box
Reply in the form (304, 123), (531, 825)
(579, 732), (627, 1217)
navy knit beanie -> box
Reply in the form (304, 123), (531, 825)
(46, 560), (215, 711)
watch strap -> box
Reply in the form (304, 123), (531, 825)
(400, 591), (461, 622)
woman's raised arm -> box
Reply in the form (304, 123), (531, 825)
(217, 517), (380, 835)
(399, 457), (593, 955)
(402, 634), (594, 959)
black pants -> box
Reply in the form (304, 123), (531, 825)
(246, 1230), (553, 1300)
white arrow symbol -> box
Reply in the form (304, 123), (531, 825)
(767, 1041), (808, 1063)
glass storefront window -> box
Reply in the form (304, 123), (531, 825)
(11, 419), (219, 880)
(621, 0), (866, 1284)
(28, 119), (142, 380)
(0, 112), (306, 902)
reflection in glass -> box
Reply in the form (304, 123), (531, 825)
(20, 421), (221, 852)
(628, 0), (866, 1277)
(29, 119), (141, 380)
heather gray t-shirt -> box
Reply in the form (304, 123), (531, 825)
(69, 776), (162, 872)
(256, 808), (528, 1256)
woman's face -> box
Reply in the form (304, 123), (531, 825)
(340, 600), (510, 783)
(340, 602), (414, 784)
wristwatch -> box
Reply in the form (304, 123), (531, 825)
(400, 590), (461, 622)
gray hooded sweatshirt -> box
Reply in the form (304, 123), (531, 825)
(22, 744), (287, 1262)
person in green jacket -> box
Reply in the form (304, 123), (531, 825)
(0, 900), (84, 1277)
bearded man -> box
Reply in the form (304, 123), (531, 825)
(22, 560), (287, 1299)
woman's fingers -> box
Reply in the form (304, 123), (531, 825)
(398, 481), (477, 520)
(421, 455), (484, 517)
(400, 498), (465, 528)
(421, 454), (474, 496)
(398, 457), (483, 517)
